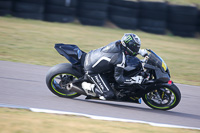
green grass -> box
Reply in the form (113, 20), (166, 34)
(0, 108), (199, 133)
(134, 0), (200, 5)
(166, 0), (199, 5)
(0, 16), (200, 86)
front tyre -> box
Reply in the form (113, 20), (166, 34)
(46, 63), (82, 98)
(142, 84), (181, 110)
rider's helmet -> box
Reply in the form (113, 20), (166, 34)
(121, 33), (141, 56)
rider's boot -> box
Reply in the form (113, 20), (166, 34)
(82, 82), (97, 97)
(82, 82), (106, 100)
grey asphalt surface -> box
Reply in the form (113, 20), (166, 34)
(0, 60), (200, 128)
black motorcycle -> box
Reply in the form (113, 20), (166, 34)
(46, 44), (181, 110)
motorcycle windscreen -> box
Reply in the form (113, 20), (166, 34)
(147, 51), (167, 72)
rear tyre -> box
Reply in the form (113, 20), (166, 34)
(142, 84), (181, 110)
(46, 63), (81, 98)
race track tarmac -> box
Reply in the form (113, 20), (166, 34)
(0, 61), (200, 128)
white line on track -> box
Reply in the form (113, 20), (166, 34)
(0, 104), (200, 130)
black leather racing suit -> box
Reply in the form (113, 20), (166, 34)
(84, 40), (136, 99)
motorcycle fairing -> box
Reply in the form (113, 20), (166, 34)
(144, 49), (170, 83)
(146, 49), (168, 73)
(55, 44), (86, 66)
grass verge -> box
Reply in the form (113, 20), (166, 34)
(132, 0), (200, 5)
(0, 108), (199, 133)
(0, 17), (200, 85)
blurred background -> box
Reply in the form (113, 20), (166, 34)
(0, 0), (200, 86)
(0, 0), (200, 37)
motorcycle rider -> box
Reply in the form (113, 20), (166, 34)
(82, 33), (148, 100)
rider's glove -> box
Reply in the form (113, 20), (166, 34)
(138, 49), (148, 57)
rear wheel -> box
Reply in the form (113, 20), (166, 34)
(46, 63), (81, 98)
(142, 84), (181, 110)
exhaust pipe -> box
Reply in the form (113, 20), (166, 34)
(67, 83), (87, 96)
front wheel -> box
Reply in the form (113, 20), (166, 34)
(142, 84), (181, 110)
(46, 63), (82, 98)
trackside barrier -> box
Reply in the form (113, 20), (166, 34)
(0, 0), (199, 37)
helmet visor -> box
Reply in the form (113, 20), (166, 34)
(126, 42), (140, 56)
